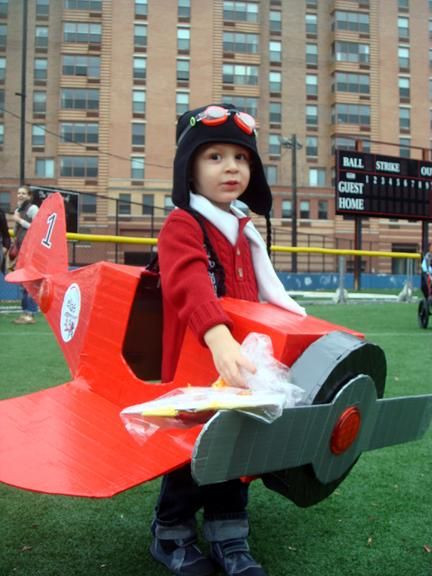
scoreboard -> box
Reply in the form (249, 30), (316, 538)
(335, 150), (432, 221)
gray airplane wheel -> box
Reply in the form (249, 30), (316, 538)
(261, 331), (386, 508)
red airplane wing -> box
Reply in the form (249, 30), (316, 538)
(0, 378), (201, 497)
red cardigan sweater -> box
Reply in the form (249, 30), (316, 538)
(158, 209), (259, 381)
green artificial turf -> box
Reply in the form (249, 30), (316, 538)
(1, 303), (431, 576)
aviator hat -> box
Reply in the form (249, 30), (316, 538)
(172, 104), (272, 216)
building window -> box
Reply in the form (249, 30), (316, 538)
(133, 57), (147, 80)
(269, 10), (281, 33)
(132, 122), (145, 146)
(332, 103), (370, 125)
(118, 193), (131, 216)
(142, 193), (153, 215)
(61, 122), (99, 144)
(0, 1), (8, 19)
(306, 104), (318, 126)
(131, 157), (144, 180)
(223, 64), (258, 85)
(306, 135), (318, 156)
(398, 16), (409, 39)
(177, 28), (190, 51)
(333, 72), (370, 94)
(399, 137), (410, 158)
(164, 195), (175, 213)
(36, 0), (49, 18)
(35, 158), (55, 178)
(176, 91), (189, 115)
(178, 0), (190, 18)
(0, 122), (3, 145)
(398, 0), (409, 10)
(269, 40), (281, 62)
(32, 124), (45, 147)
(81, 194), (97, 215)
(309, 168), (326, 186)
(63, 22), (101, 44)
(0, 24), (6, 49)
(333, 41), (369, 64)
(0, 90), (4, 114)
(399, 76), (410, 99)
(61, 88), (99, 110)
(318, 200), (328, 220)
(33, 91), (47, 114)
(34, 57), (48, 80)
(300, 200), (310, 219)
(306, 74), (318, 97)
(62, 55), (100, 78)
(135, 0), (148, 17)
(399, 106), (410, 130)
(0, 56), (5, 80)
(398, 46), (410, 69)
(268, 134), (281, 156)
(306, 43), (318, 66)
(176, 58), (190, 82)
(224, 1), (259, 23)
(65, 0), (102, 9)
(0, 190), (10, 213)
(132, 90), (146, 114)
(35, 26), (48, 48)
(225, 96), (257, 117)
(331, 135), (370, 153)
(269, 102), (281, 124)
(332, 11), (369, 33)
(269, 70), (281, 92)
(60, 156), (98, 178)
(265, 165), (278, 185)
(224, 32), (259, 54)
(305, 13), (317, 35)
(282, 200), (292, 218)
(134, 24), (147, 48)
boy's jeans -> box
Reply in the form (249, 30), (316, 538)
(155, 465), (249, 526)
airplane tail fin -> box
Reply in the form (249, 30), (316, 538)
(6, 192), (68, 283)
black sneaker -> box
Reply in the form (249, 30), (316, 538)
(150, 528), (216, 576)
(210, 538), (267, 576)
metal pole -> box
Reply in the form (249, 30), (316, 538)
(115, 198), (119, 263)
(18, 0), (28, 184)
(291, 134), (298, 273)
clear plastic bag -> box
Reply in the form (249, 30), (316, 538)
(121, 332), (304, 442)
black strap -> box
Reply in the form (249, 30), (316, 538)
(147, 210), (225, 297)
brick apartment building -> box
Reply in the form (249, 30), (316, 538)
(0, 0), (431, 272)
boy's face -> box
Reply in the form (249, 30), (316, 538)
(191, 143), (251, 210)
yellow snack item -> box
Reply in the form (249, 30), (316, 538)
(212, 377), (227, 388)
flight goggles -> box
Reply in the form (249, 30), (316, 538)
(177, 105), (256, 145)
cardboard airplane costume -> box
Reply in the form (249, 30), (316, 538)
(1, 193), (431, 506)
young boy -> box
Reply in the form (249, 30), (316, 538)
(152, 104), (306, 576)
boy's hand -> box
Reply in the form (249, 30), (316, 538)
(204, 324), (256, 388)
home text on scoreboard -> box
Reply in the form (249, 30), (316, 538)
(335, 150), (432, 221)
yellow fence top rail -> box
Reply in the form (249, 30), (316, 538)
(65, 232), (420, 260)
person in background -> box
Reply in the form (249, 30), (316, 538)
(421, 242), (432, 300)
(0, 206), (11, 275)
(11, 185), (39, 324)
(151, 104), (306, 576)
